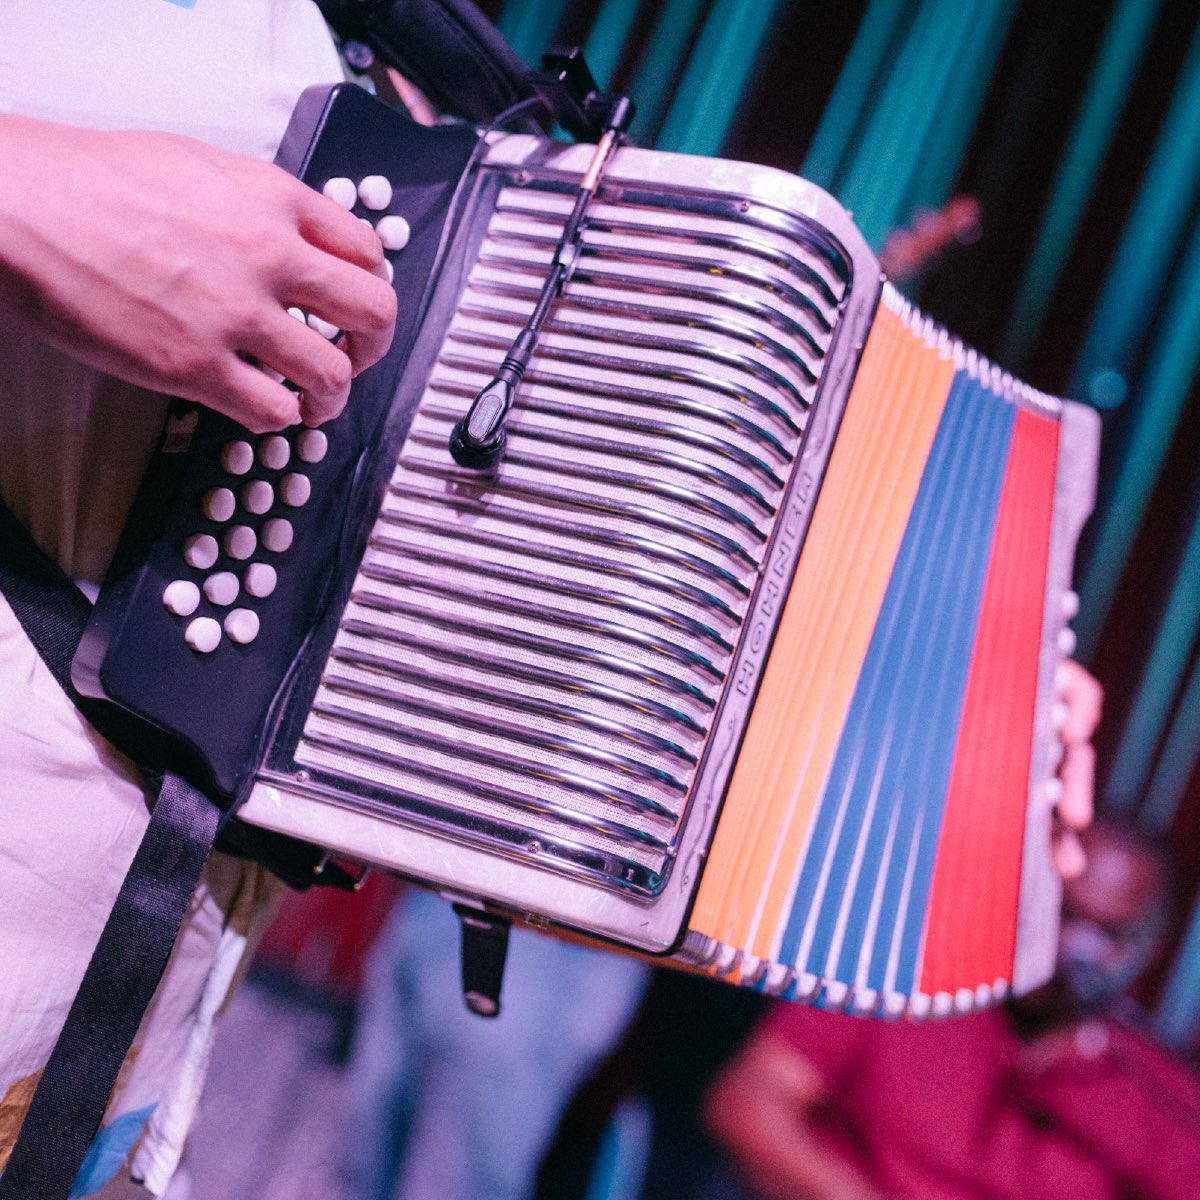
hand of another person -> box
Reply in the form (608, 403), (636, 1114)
(0, 114), (397, 432)
(1051, 660), (1103, 880)
(704, 1031), (892, 1200)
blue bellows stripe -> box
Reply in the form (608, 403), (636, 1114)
(777, 370), (1013, 994)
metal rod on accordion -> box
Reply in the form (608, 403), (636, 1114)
(449, 126), (623, 471)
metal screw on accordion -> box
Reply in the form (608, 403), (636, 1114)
(343, 39), (375, 71)
(295, 769), (310, 783)
(526, 839), (543, 854)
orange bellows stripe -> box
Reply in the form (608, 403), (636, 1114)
(690, 305), (955, 957)
(917, 408), (1059, 996)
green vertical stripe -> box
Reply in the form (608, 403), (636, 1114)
(801, 0), (910, 190)
(1105, 502), (1200, 812)
(1140, 651), (1200, 833)
(834, 0), (1017, 251)
(837, 0), (951, 245)
(498, 0), (573, 65)
(1000, 0), (1165, 368)
(1156, 893), (1200, 1048)
(1076, 212), (1200, 656)
(899, 0), (1019, 216)
(627, 0), (707, 144)
(584, 0), (645, 89)
(1070, 21), (1200, 396)
(656, 0), (785, 155)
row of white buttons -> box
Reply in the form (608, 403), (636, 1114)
(169, 428), (327, 651)
(321, 175), (411, 253)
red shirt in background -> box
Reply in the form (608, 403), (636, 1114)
(766, 1002), (1200, 1200)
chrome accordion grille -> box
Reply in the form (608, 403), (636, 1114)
(293, 173), (850, 892)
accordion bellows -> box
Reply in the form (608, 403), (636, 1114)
(78, 86), (1098, 1019)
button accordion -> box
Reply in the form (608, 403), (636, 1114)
(75, 84), (1099, 1018)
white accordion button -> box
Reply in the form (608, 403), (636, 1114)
(162, 580), (201, 617)
(203, 571), (239, 607)
(909, 993), (933, 1020)
(1057, 627), (1078, 656)
(287, 306), (306, 324)
(240, 479), (274, 515)
(279, 472), (311, 508)
(823, 980), (850, 1010)
(244, 562), (278, 598)
(358, 175), (393, 211)
(376, 215), (410, 251)
(185, 616), (222, 653)
(1060, 589), (1080, 619)
(223, 525), (257, 561)
(321, 176), (358, 210)
(258, 435), (291, 471)
(202, 487), (236, 523)
(183, 533), (219, 570)
(1044, 776), (1065, 804)
(307, 313), (340, 341)
(220, 440), (255, 476)
(262, 517), (294, 553)
(224, 608), (261, 645)
(296, 428), (328, 464)
(384, 258), (394, 283)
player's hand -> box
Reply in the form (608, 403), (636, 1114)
(0, 115), (397, 432)
(1052, 660), (1103, 880)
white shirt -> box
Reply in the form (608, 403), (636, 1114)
(0, 4), (342, 1194)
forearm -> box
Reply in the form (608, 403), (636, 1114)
(703, 1032), (887, 1200)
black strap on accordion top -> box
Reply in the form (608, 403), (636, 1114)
(315, 0), (543, 130)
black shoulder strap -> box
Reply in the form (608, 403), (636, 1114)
(315, 0), (542, 130)
(0, 505), (220, 1200)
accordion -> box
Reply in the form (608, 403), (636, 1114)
(75, 84), (1099, 1019)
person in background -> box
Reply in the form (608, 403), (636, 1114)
(703, 814), (1200, 1200)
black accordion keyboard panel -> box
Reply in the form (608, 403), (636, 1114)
(73, 85), (482, 798)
